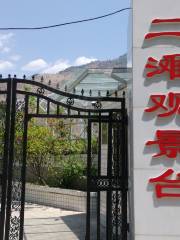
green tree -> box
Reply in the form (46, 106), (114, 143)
(27, 118), (68, 185)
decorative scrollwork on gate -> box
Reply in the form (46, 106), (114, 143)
(112, 112), (121, 121)
(37, 87), (45, 95)
(66, 97), (74, 106)
(89, 177), (122, 191)
(0, 100), (6, 148)
(16, 100), (25, 112)
(112, 120), (121, 178)
(9, 216), (20, 240)
(9, 97), (25, 240)
(112, 191), (122, 237)
(0, 99), (6, 232)
(92, 100), (102, 109)
(96, 178), (110, 188)
(11, 181), (22, 211)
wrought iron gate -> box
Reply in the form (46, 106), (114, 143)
(0, 76), (128, 240)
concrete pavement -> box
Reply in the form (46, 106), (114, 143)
(24, 203), (86, 240)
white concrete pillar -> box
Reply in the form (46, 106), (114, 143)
(133, 1), (180, 239)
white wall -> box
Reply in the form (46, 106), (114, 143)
(133, 1), (180, 240)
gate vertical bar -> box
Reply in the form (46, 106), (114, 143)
(19, 95), (29, 240)
(86, 120), (91, 240)
(0, 80), (12, 240)
(97, 113), (101, 240)
(106, 112), (112, 240)
(116, 121), (121, 239)
(121, 95), (128, 240)
(5, 78), (17, 240)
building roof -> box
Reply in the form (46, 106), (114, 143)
(39, 68), (132, 111)
(51, 68), (131, 100)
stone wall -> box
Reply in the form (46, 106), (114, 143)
(25, 183), (96, 212)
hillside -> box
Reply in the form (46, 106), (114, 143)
(61, 54), (127, 72)
(34, 54), (127, 88)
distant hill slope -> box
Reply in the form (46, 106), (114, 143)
(34, 54), (127, 88)
(61, 54), (127, 72)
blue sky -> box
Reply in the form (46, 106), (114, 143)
(0, 0), (131, 76)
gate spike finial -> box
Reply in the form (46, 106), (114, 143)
(23, 74), (26, 79)
(81, 89), (84, 96)
(48, 80), (51, 86)
(73, 88), (76, 94)
(98, 90), (101, 97)
(65, 85), (67, 92)
(106, 90), (110, 97)
(115, 90), (118, 97)
(8, 74), (11, 78)
(32, 75), (35, 81)
(89, 89), (92, 96)
(56, 83), (60, 89)
(0, 74), (2, 79)
(123, 91), (126, 98)
(14, 74), (17, 78)
(41, 76), (44, 83)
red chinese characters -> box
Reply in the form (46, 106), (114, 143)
(145, 92), (180, 117)
(149, 169), (180, 198)
(145, 32), (180, 40)
(145, 54), (180, 80)
(145, 18), (180, 40)
(146, 130), (180, 158)
(144, 19), (180, 199)
(152, 18), (180, 24)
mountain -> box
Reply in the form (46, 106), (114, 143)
(60, 54), (127, 72)
(34, 54), (127, 88)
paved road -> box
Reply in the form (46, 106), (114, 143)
(24, 203), (86, 240)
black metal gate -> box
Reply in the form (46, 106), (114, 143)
(0, 76), (128, 240)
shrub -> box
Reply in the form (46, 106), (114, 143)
(26, 119), (89, 188)
(47, 155), (87, 190)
